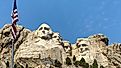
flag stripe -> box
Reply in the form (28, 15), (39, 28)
(12, 27), (16, 39)
(12, 24), (17, 33)
(12, 13), (18, 18)
(11, 0), (19, 39)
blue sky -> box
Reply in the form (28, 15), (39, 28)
(0, 0), (121, 44)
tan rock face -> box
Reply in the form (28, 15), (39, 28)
(14, 23), (66, 67)
(0, 24), (31, 67)
(0, 24), (121, 68)
(88, 33), (109, 45)
(72, 34), (114, 67)
(105, 43), (121, 68)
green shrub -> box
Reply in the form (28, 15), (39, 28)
(81, 63), (89, 68)
(79, 57), (89, 68)
(79, 57), (86, 66)
(73, 61), (80, 67)
(65, 57), (72, 65)
(90, 65), (93, 68)
(92, 59), (98, 68)
(54, 59), (62, 67)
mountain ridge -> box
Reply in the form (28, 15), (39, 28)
(0, 24), (121, 68)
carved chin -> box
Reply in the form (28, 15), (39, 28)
(41, 36), (49, 40)
(53, 40), (60, 44)
(56, 42), (61, 45)
(39, 33), (48, 37)
(80, 51), (89, 56)
(40, 33), (48, 37)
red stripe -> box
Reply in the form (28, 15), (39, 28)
(12, 24), (17, 34)
(12, 15), (18, 19)
(11, 24), (17, 39)
(13, 11), (17, 13)
(11, 0), (19, 39)
(11, 12), (18, 18)
(13, 19), (18, 24)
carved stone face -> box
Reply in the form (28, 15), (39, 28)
(37, 23), (52, 38)
(64, 46), (71, 53)
(76, 41), (89, 56)
(52, 32), (62, 45)
(63, 41), (72, 53)
(78, 44), (89, 53)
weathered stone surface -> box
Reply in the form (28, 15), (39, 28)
(71, 34), (118, 68)
(0, 24), (31, 68)
(14, 23), (66, 67)
(0, 24), (121, 68)
(105, 43), (121, 68)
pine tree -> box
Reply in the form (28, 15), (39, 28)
(92, 59), (98, 68)
(79, 57), (86, 66)
(79, 57), (89, 68)
(73, 61), (80, 67)
(54, 59), (62, 67)
(65, 57), (72, 65)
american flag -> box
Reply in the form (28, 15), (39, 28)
(11, 0), (19, 39)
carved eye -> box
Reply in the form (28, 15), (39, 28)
(77, 44), (81, 48)
(81, 44), (88, 46)
(65, 46), (68, 49)
(85, 48), (89, 50)
(39, 27), (43, 30)
(44, 27), (49, 31)
(53, 36), (57, 38)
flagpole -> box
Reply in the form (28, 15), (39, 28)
(11, 39), (14, 68)
(11, 0), (19, 67)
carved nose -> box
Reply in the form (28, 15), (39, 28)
(80, 48), (83, 51)
(42, 31), (45, 34)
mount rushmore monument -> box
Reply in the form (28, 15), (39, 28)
(0, 23), (121, 68)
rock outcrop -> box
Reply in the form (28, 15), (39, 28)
(0, 23), (121, 68)
(0, 24), (31, 68)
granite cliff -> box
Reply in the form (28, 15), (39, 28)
(0, 24), (121, 68)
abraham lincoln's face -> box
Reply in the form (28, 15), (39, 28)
(76, 40), (90, 56)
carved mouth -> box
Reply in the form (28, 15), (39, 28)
(41, 36), (49, 40)
(80, 50), (89, 53)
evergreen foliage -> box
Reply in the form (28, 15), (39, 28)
(73, 61), (80, 67)
(79, 57), (86, 66)
(65, 57), (72, 65)
(92, 59), (98, 68)
(54, 59), (62, 67)
(79, 57), (89, 68)
(90, 65), (93, 68)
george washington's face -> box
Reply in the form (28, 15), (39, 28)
(37, 23), (52, 38)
